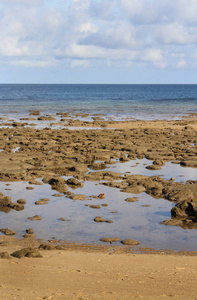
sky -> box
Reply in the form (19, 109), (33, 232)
(0, 0), (197, 84)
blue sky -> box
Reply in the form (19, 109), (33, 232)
(0, 0), (197, 84)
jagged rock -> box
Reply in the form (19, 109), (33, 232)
(171, 200), (197, 218)
(43, 176), (68, 193)
(11, 247), (42, 258)
(0, 228), (16, 235)
(66, 178), (84, 188)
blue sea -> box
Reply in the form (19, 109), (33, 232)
(0, 84), (196, 120)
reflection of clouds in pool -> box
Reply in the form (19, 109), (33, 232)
(0, 174), (197, 251)
(107, 158), (197, 183)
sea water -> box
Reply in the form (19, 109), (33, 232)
(0, 84), (196, 119)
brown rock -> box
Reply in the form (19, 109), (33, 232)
(94, 216), (106, 222)
(121, 239), (141, 246)
(23, 234), (36, 238)
(28, 215), (42, 221)
(17, 199), (26, 204)
(26, 228), (34, 234)
(69, 194), (87, 200)
(0, 228), (16, 236)
(125, 197), (139, 202)
(100, 237), (120, 243)
(0, 252), (11, 259)
(90, 205), (100, 209)
(11, 247), (42, 258)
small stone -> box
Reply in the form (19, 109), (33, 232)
(35, 199), (49, 205)
(98, 193), (105, 199)
(28, 215), (42, 221)
(125, 197), (139, 203)
(17, 199), (26, 204)
(94, 216), (106, 222)
(26, 228), (34, 234)
(59, 218), (66, 221)
(26, 186), (34, 190)
(23, 234), (36, 238)
(121, 239), (141, 246)
(102, 203), (108, 207)
(100, 237), (120, 243)
(90, 205), (100, 209)
(69, 194), (87, 200)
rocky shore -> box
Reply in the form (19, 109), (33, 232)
(0, 112), (197, 299)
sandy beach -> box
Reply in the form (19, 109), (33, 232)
(0, 113), (197, 299)
(1, 237), (197, 300)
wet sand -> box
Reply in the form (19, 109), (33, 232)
(0, 113), (197, 299)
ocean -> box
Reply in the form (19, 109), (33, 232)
(0, 84), (196, 119)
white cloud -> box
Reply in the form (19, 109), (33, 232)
(0, 0), (197, 72)
(142, 48), (163, 62)
(177, 60), (187, 68)
(70, 59), (91, 68)
(155, 23), (197, 45)
(10, 59), (55, 67)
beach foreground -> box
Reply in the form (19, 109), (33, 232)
(0, 113), (197, 299)
(0, 236), (197, 300)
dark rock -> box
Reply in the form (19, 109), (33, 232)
(171, 200), (197, 218)
(39, 244), (55, 250)
(67, 178), (84, 188)
(11, 247), (42, 258)
(26, 228), (34, 234)
(43, 176), (68, 193)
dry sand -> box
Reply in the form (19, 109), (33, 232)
(0, 114), (197, 299)
(0, 236), (197, 300)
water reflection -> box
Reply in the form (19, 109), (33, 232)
(0, 169), (196, 251)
